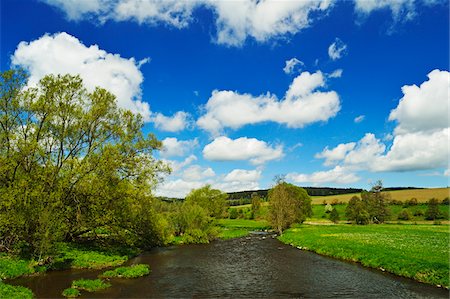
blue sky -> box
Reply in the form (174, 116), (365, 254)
(2, 0), (449, 197)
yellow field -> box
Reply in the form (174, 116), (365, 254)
(312, 187), (450, 205)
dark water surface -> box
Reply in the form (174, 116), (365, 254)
(10, 233), (449, 298)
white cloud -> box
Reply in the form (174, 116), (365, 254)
(328, 38), (347, 60)
(315, 70), (450, 173)
(182, 165), (215, 181)
(354, 115), (365, 123)
(444, 169), (450, 176)
(203, 136), (283, 165)
(283, 58), (304, 74)
(42, 0), (334, 46)
(354, 0), (416, 21)
(162, 154), (197, 173)
(315, 142), (356, 166)
(11, 32), (151, 121)
(388, 69), (449, 135)
(197, 71), (340, 135)
(161, 137), (198, 157)
(156, 179), (206, 198)
(287, 166), (360, 185)
(224, 169), (262, 182)
(152, 111), (191, 132)
(328, 69), (343, 78)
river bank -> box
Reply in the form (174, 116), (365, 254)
(278, 223), (450, 288)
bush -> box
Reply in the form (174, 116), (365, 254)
(404, 198), (418, 207)
(101, 264), (150, 278)
(442, 197), (449, 205)
(397, 209), (412, 220)
(413, 209), (424, 217)
(229, 209), (238, 219)
(62, 287), (81, 298)
(324, 204), (333, 214)
(425, 198), (443, 220)
(329, 208), (340, 223)
(72, 279), (111, 292)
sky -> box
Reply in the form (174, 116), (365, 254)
(1, 0), (449, 197)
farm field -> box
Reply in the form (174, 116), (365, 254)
(279, 224), (450, 288)
(311, 187), (449, 205)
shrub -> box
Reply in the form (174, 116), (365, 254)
(397, 209), (412, 220)
(442, 197), (449, 205)
(324, 204), (333, 214)
(72, 279), (111, 292)
(62, 287), (81, 298)
(101, 264), (150, 278)
(425, 198), (443, 220)
(229, 209), (238, 219)
(413, 209), (424, 217)
(404, 198), (418, 207)
(329, 208), (340, 224)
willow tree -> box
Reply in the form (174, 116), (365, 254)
(0, 70), (169, 257)
(268, 182), (312, 234)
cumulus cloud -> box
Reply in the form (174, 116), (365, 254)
(152, 111), (191, 132)
(182, 165), (215, 181)
(162, 154), (197, 173)
(388, 69), (449, 135)
(161, 137), (198, 157)
(223, 169), (262, 182)
(42, 0), (334, 46)
(354, 0), (416, 21)
(197, 71), (340, 135)
(11, 32), (152, 121)
(283, 57), (304, 74)
(287, 166), (360, 185)
(315, 69), (450, 173)
(328, 38), (347, 60)
(203, 136), (283, 165)
(354, 115), (365, 123)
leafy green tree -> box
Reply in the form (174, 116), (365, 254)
(361, 181), (390, 223)
(251, 192), (261, 218)
(0, 70), (169, 257)
(397, 209), (412, 220)
(425, 198), (443, 220)
(345, 196), (370, 225)
(329, 207), (340, 223)
(184, 185), (227, 218)
(268, 182), (312, 234)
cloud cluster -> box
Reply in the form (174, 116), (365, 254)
(11, 32), (152, 120)
(152, 111), (191, 132)
(161, 137), (198, 157)
(287, 166), (360, 185)
(283, 58), (304, 74)
(203, 136), (283, 165)
(309, 69), (450, 177)
(197, 71), (340, 135)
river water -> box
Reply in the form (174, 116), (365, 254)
(9, 232), (449, 298)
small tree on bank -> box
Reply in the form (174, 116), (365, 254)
(268, 182), (312, 234)
(251, 192), (262, 218)
(329, 207), (340, 223)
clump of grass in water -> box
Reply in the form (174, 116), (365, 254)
(71, 278), (111, 292)
(62, 287), (81, 298)
(101, 264), (150, 278)
(0, 282), (34, 299)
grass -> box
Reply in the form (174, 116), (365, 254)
(71, 278), (111, 292)
(0, 254), (36, 279)
(0, 282), (34, 299)
(62, 287), (81, 298)
(312, 187), (449, 204)
(217, 219), (271, 240)
(54, 242), (131, 269)
(279, 224), (450, 288)
(101, 264), (150, 278)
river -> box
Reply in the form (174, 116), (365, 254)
(9, 232), (449, 298)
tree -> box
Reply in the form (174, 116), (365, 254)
(268, 182), (312, 234)
(0, 70), (169, 257)
(425, 198), (442, 220)
(361, 181), (390, 223)
(345, 196), (370, 225)
(184, 185), (227, 218)
(251, 192), (261, 218)
(329, 207), (340, 224)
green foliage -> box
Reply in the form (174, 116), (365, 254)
(268, 182), (312, 234)
(62, 287), (81, 298)
(442, 197), (449, 205)
(425, 198), (443, 220)
(101, 264), (150, 278)
(217, 229), (250, 240)
(0, 282), (33, 299)
(72, 278), (111, 292)
(229, 208), (238, 219)
(324, 203), (333, 213)
(361, 189), (390, 223)
(397, 209), (412, 220)
(0, 70), (169, 259)
(345, 196), (370, 225)
(329, 207), (340, 223)
(251, 193), (262, 217)
(185, 185), (227, 218)
(0, 254), (34, 279)
(279, 224), (449, 287)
